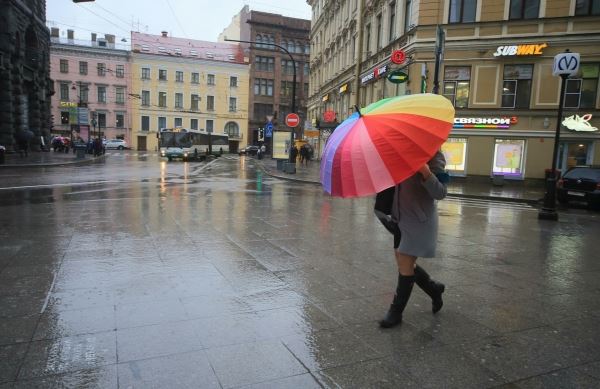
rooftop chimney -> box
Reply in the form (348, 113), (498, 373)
(50, 28), (59, 38)
(91, 33), (97, 42)
(161, 31), (168, 37)
(67, 29), (74, 40)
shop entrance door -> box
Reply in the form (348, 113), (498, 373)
(137, 136), (147, 151)
(558, 142), (592, 172)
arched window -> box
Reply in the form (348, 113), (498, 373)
(224, 121), (239, 137)
(268, 35), (275, 46)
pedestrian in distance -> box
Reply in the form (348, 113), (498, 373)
(379, 150), (448, 328)
(291, 145), (298, 163)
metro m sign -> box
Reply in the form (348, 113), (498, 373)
(553, 52), (580, 77)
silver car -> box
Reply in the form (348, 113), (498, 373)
(104, 139), (128, 150)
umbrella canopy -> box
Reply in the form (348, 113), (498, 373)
(15, 130), (34, 142)
(320, 93), (455, 198)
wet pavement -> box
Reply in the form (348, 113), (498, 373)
(1, 153), (599, 388)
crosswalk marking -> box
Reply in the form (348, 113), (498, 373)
(442, 196), (536, 211)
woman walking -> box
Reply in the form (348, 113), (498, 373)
(379, 151), (448, 328)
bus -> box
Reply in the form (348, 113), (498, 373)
(159, 128), (229, 161)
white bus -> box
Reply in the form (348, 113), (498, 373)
(159, 128), (229, 161)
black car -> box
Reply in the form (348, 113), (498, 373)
(557, 166), (600, 209)
(239, 145), (259, 156)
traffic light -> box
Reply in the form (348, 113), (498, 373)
(258, 128), (264, 142)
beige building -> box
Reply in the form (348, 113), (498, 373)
(307, 0), (600, 179)
(130, 32), (249, 152)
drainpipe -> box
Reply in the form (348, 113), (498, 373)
(353, 0), (365, 107)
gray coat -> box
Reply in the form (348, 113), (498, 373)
(391, 151), (447, 258)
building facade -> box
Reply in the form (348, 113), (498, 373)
(219, 6), (311, 148)
(130, 32), (249, 152)
(49, 29), (131, 143)
(0, 0), (52, 150)
(307, 0), (600, 179)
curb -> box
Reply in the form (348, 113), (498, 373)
(0, 154), (106, 168)
(257, 161), (542, 205)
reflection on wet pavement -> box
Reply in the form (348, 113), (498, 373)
(1, 156), (600, 388)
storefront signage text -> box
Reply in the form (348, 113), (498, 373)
(339, 83), (349, 94)
(60, 101), (77, 108)
(454, 117), (518, 129)
(361, 64), (388, 84)
(493, 43), (547, 57)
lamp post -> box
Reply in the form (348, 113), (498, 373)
(224, 38), (297, 163)
(71, 82), (89, 142)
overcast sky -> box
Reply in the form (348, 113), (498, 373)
(46, 0), (312, 45)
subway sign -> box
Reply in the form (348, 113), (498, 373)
(454, 117), (518, 129)
(493, 43), (547, 57)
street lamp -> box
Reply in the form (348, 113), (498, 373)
(71, 82), (89, 142)
(224, 38), (297, 163)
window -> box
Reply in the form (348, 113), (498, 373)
(61, 111), (69, 124)
(159, 69), (167, 81)
(229, 97), (237, 112)
(206, 95), (214, 111)
(376, 14), (382, 49)
(404, 0), (412, 32)
(576, 0), (600, 15)
(174, 117), (182, 127)
(97, 63), (106, 76)
(441, 138), (468, 176)
(224, 122), (239, 137)
(175, 93), (183, 108)
(365, 23), (371, 55)
(159, 92), (167, 107)
(449, 0), (476, 23)
(207, 74), (215, 85)
(191, 94), (199, 110)
(79, 61), (88, 75)
(97, 113), (106, 128)
(141, 67), (150, 79)
(190, 118), (198, 130)
(501, 65), (533, 108)
(281, 81), (296, 97)
(158, 116), (166, 131)
(565, 64), (599, 108)
(116, 64), (124, 78)
(493, 139), (525, 177)
(141, 90), (150, 106)
(230, 76), (238, 87)
(191, 72), (199, 83)
(60, 83), (69, 100)
(141, 116), (149, 131)
(254, 78), (274, 96)
(60, 59), (68, 73)
(115, 87), (125, 104)
(253, 103), (273, 120)
(304, 63), (309, 76)
(176, 71), (183, 82)
(116, 113), (124, 128)
(206, 119), (214, 133)
(97, 85), (107, 103)
(443, 66), (471, 108)
(79, 85), (88, 103)
(282, 60), (296, 75)
(304, 83), (309, 97)
(509, 0), (539, 19)
(389, 2), (396, 41)
(256, 56), (274, 72)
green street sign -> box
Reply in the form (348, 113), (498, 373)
(387, 70), (409, 84)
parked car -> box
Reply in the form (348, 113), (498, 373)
(557, 166), (600, 209)
(104, 139), (128, 150)
(238, 145), (259, 156)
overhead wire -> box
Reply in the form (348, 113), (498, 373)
(165, 0), (188, 38)
(74, 3), (130, 34)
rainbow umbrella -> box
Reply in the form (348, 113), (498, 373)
(320, 93), (455, 198)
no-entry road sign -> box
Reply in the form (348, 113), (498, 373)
(285, 113), (300, 128)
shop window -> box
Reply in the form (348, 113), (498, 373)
(493, 139), (525, 178)
(61, 111), (70, 124)
(565, 63), (599, 109)
(509, 0), (539, 20)
(449, 0), (476, 23)
(575, 0), (600, 15)
(501, 65), (533, 108)
(443, 66), (470, 108)
(441, 138), (468, 176)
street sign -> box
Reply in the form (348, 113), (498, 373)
(387, 70), (409, 84)
(553, 52), (580, 76)
(285, 113), (300, 128)
(391, 50), (406, 65)
(265, 122), (273, 137)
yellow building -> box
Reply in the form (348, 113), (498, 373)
(130, 32), (249, 152)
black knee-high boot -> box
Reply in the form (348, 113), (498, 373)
(414, 265), (445, 313)
(379, 274), (414, 328)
